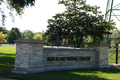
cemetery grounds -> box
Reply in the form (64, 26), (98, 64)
(0, 46), (120, 80)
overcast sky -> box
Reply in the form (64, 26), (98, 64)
(3, 0), (120, 32)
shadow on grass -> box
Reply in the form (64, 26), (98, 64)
(0, 54), (108, 80)
(17, 71), (109, 80)
(0, 52), (15, 75)
(0, 52), (15, 63)
(1, 52), (120, 80)
(0, 53), (15, 56)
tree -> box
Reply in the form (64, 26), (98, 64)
(89, 20), (115, 42)
(25, 30), (34, 39)
(110, 40), (116, 49)
(46, 0), (115, 48)
(46, 30), (63, 47)
(0, 27), (8, 34)
(33, 33), (43, 40)
(22, 30), (32, 39)
(41, 30), (47, 41)
(0, 32), (7, 44)
(6, 28), (22, 44)
(0, 0), (36, 25)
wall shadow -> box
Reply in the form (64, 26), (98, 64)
(69, 67), (120, 74)
(0, 53), (15, 56)
(17, 70), (109, 80)
(0, 51), (120, 80)
(0, 52), (15, 75)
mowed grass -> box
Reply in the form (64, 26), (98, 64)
(1, 47), (120, 80)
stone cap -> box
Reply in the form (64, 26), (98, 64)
(87, 43), (110, 47)
(14, 39), (46, 44)
(44, 47), (95, 51)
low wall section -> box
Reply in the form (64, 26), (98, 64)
(43, 48), (96, 67)
(12, 39), (110, 74)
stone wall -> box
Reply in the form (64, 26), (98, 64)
(12, 39), (110, 74)
(15, 43), (44, 68)
(88, 43), (109, 68)
(43, 48), (96, 67)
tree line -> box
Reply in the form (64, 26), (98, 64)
(0, 27), (43, 44)
(0, 27), (68, 46)
(1, 27), (120, 48)
(0, 0), (117, 48)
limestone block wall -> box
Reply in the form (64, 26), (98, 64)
(15, 43), (43, 68)
(13, 39), (110, 74)
(43, 48), (96, 67)
(98, 46), (109, 65)
(88, 43), (109, 67)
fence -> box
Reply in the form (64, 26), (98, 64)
(109, 48), (120, 64)
(0, 44), (16, 46)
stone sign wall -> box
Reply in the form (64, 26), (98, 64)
(12, 39), (110, 74)
(43, 48), (96, 67)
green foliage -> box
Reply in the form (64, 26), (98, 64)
(85, 36), (93, 43)
(33, 33), (43, 40)
(0, 0), (36, 26)
(21, 30), (35, 39)
(11, 0), (36, 8)
(41, 30), (47, 41)
(46, 0), (115, 48)
(110, 40), (116, 49)
(0, 27), (8, 34)
(22, 30), (32, 39)
(6, 28), (22, 44)
(90, 20), (115, 42)
(25, 30), (34, 39)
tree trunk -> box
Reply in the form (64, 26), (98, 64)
(79, 37), (83, 48)
(93, 36), (96, 42)
(52, 39), (53, 48)
(72, 36), (76, 48)
(76, 34), (79, 48)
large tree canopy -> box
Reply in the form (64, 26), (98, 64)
(46, 0), (115, 48)
(6, 28), (22, 44)
(0, 0), (36, 25)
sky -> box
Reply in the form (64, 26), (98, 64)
(3, 0), (120, 32)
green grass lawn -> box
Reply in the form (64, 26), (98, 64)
(0, 46), (120, 80)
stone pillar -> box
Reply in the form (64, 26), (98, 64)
(12, 39), (46, 74)
(88, 43), (110, 68)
